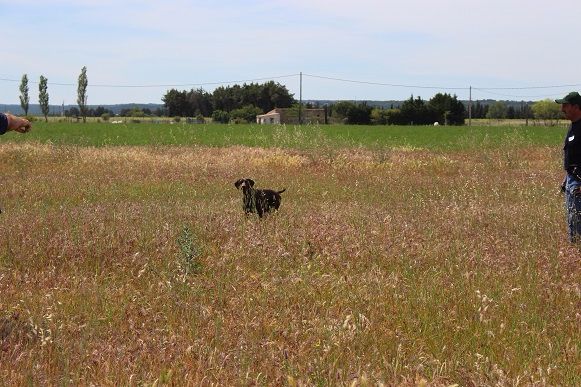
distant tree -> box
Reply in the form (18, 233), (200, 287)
(470, 101), (485, 119)
(507, 102), (533, 120)
(400, 95), (435, 125)
(330, 101), (372, 124)
(77, 66), (88, 123)
(386, 109), (404, 125)
(163, 81), (295, 117)
(506, 106), (516, 119)
(258, 81), (295, 112)
(212, 110), (230, 124)
(346, 103), (372, 124)
(240, 83), (260, 110)
(118, 108), (144, 117)
(162, 81), (296, 117)
(486, 101), (507, 120)
(65, 107), (80, 118)
(153, 107), (167, 117)
(38, 75), (50, 122)
(129, 108), (145, 117)
(93, 106), (113, 117)
(162, 89), (189, 116)
(211, 82), (295, 114)
(187, 88), (213, 117)
(333, 101), (356, 121)
(428, 93), (465, 125)
(482, 104), (490, 118)
(469, 101), (496, 119)
(195, 114), (205, 123)
(371, 108), (389, 125)
(230, 105), (262, 123)
(532, 99), (561, 125)
(212, 85), (240, 112)
(19, 74), (29, 116)
(518, 103), (533, 120)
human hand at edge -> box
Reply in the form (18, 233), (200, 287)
(6, 114), (32, 133)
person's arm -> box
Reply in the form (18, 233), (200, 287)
(0, 113), (31, 134)
(0, 113), (7, 135)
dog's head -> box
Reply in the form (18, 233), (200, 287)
(234, 178), (255, 190)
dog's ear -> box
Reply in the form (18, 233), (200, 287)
(247, 178), (255, 187)
(234, 179), (244, 189)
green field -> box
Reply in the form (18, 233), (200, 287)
(2, 121), (566, 149)
(0, 123), (578, 385)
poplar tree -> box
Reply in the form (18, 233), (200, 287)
(77, 66), (88, 123)
(39, 75), (50, 122)
(19, 74), (29, 116)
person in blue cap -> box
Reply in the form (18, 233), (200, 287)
(0, 112), (31, 135)
(556, 91), (581, 242)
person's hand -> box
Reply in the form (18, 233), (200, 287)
(6, 114), (31, 133)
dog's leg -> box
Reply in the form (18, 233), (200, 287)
(256, 196), (264, 218)
(255, 191), (266, 218)
(243, 191), (252, 214)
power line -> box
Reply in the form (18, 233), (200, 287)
(0, 74), (300, 88)
(90, 73), (300, 88)
(1, 72), (580, 97)
(302, 74), (580, 98)
(472, 88), (567, 99)
(0, 78), (75, 86)
(302, 73), (468, 90)
(474, 83), (581, 90)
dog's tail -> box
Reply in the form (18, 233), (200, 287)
(278, 188), (286, 194)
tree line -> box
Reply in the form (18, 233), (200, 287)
(161, 88), (466, 125)
(469, 101), (534, 120)
(18, 74), (51, 122)
(324, 93), (466, 125)
(162, 81), (296, 123)
(17, 67), (89, 122)
(15, 68), (564, 125)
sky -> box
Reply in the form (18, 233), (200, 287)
(2, 0), (581, 106)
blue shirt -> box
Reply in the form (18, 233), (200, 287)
(0, 113), (7, 135)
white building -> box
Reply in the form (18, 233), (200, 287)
(256, 108), (326, 124)
(256, 109), (281, 124)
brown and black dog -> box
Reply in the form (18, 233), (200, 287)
(234, 178), (286, 218)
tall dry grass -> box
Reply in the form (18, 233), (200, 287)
(0, 141), (579, 385)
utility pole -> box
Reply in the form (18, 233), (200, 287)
(468, 85), (472, 126)
(298, 72), (302, 125)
